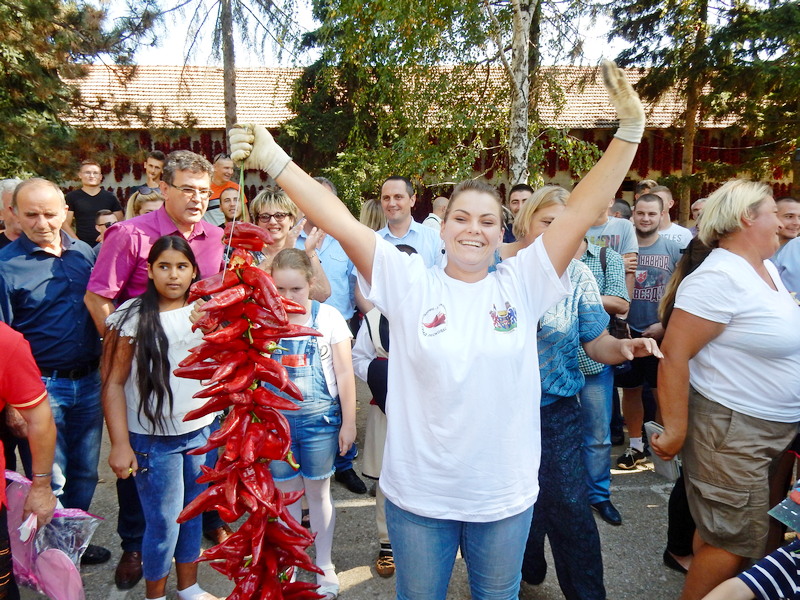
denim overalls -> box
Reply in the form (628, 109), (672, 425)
(267, 301), (342, 481)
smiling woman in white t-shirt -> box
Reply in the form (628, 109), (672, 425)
(228, 62), (644, 600)
(653, 179), (800, 600)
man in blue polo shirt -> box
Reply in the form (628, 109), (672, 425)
(0, 177), (110, 565)
(378, 176), (442, 267)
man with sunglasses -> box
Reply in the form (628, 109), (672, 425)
(84, 150), (226, 590)
(204, 153), (243, 226)
(134, 150), (167, 196)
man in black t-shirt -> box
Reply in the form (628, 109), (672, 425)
(64, 160), (123, 246)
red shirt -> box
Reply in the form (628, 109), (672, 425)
(0, 323), (47, 505)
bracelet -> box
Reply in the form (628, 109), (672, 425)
(33, 473), (52, 478)
(307, 252), (319, 261)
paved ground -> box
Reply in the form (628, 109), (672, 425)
(20, 380), (687, 599)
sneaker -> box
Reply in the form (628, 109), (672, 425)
(375, 553), (395, 578)
(616, 447), (647, 470)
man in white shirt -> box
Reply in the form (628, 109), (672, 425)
(422, 196), (448, 230)
(651, 185), (692, 249)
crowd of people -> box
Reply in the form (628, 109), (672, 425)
(0, 60), (798, 600)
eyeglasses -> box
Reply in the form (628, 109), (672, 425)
(167, 183), (212, 200)
(257, 212), (289, 224)
(98, 221), (116, 229)
(213, 153), (231, 163)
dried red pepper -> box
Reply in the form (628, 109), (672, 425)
(176, 228), (324, 599)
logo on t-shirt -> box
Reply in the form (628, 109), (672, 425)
(490, 302), (518, 332)
(421, 305), (447, 336)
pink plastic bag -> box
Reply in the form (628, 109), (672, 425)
(5, 470), (101, 600)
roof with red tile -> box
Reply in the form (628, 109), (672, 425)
(67, 64), (732, 130)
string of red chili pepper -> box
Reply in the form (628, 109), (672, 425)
(175, 220), (325, 600)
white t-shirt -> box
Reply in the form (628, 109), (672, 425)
(288, 302), (352, 398)
(359, 233), (570, 522)
(675, 249), (800, 422)
(106, 300), (217, 435)
(659, 222), (693, 250)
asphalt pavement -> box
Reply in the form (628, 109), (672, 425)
(20, 380), (686, 599)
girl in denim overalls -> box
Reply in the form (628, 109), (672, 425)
(267, 248), (356, 600)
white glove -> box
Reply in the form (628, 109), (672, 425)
(601, 60), (645, 144)
(228, 124), (292, 179)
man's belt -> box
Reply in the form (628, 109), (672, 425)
(39, 360), (99, 380)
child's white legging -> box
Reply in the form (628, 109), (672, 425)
(276, 476), (338, 587)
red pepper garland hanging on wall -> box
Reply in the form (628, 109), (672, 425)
(175, 219), (325, 600)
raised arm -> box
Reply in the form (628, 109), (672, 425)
(543, 61), (644, 275)
(229, 126), (377, 284)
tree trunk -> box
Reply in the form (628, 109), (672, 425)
(221, 0), (237, 133)
(679, 85), (699, 225)
(678, 0), (707, 226)
(508, 1), (534, 185)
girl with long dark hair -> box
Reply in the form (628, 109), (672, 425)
(102, 235), (222, 600)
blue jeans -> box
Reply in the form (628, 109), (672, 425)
(270, 400), (341, 481)
(386, 499), (533, 600)
(523, 397), (605, 600)
(129, 424), (213, 581)
(578, 366), (613, 504)
(44, 371), (103, 511)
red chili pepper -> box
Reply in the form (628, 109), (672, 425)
(253, 386), (299, 412)
(282, 297), (307, 314)
(197, 461), (237, 484)
(241, 266), (289, 321)
(177, 483), (228, 523)
(182, 394), (232, 422)
(254, 363), (304, 402)
(179, 339), (248, 367)
(243, 300), (289, 328)
(201, 284), (252, 313)
(224, 221), (274, 246)
(203, 351), (247, 387)
(281, 581), (325, 600)
(249, 337), (285, 354)
(203, 318), (249, 344)
(227, 248), (254, 270)
(227, 236), (264, 251)
(202, 361), (255, 395)
(241, 421), (268, 465)
(222, 410), (250, 462)
(188, 269), (240, 303)
(172, 362), (219, 380)
(188, 408), (243, 453)
(250, 323), (321, 339)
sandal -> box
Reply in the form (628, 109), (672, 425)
(316, 564), (339, 600)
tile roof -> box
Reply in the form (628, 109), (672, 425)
(67, 64), (732, 130)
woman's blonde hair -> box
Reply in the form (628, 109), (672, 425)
(698, 180), (772, 247)
(359, 198), (386, 231)
(126, 190), (164, 219)
(250, 187), (298, 224)
(271, 248), (313, 282)
(512, 185), (570, 240)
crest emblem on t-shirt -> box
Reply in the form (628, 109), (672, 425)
(636, 269), (647, 285)
(421, 305), (447, 336)
(490, 302), (518, 332)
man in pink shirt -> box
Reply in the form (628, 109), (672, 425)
(84, 150), (225, 590)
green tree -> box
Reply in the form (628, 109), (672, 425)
(0, 0), (158, 178)
(704, 1), (800, 194)
(608, 0), (721, 223)
(281, 0), (601, 208)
